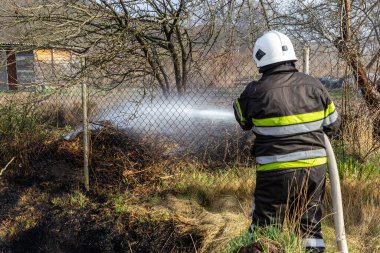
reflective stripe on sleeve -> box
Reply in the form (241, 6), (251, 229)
(252, 120), (323, 136)
(325, 102), (335, 116)
(256, 149), (326, 164)
(256, 157), (327, 171)
(323, 110), (338, 126)
(233, 99), (247, 123)
(303, 238), (325, 248)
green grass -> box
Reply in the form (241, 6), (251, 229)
(113, 196), (131, 213)
(337, 157), (380, 180)
(331, 138), (380, 180)
(335, 153), (380, 180)
(166, 161), (379, 253)
(50, 191), (90, 208)
(69, 191), (89, 208)
(328, 89), (343, 99)
(225, 225), (304, 253)
(225, 229), (253, 252)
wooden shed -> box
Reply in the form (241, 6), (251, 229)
(0, 43), (76, 91)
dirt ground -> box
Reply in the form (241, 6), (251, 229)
(0, 127), (251, 253)
(2, 127), (378, 253)
(0, 164), (249, 253)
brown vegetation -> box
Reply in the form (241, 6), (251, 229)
(0, 1), (378, 252)
(0, 119), (378, 252)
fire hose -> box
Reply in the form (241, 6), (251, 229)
(324, 134), (349, 253)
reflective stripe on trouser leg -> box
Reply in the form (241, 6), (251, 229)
(304, 238), (325, 248)
(256, 149), (327, 164)
(256, 157), (327, 171)
(250, 200), (256, 232)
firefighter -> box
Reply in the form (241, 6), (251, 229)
(233, 31), (340, 253)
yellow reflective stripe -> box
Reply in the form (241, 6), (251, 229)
(257, 157), (328, 171)
(325, 102), (335, 116)
(252, 111), (325, 127)
(235, 99), (247, 123)
(251, 103), (336, 127)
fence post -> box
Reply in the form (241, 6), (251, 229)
(81, 57), (90, 191)
(303, 46), (310, 75)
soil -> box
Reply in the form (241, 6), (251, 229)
(0, 164), (247, 253)
(0, 127), (251, 253)
(0, 175), (204, 253)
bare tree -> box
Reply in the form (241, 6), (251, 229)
(1, 0), (243, 96)
(262, 0), (380, 136)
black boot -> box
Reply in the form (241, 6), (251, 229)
(305, 247), (325, 253)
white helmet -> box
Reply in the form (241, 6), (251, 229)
(253, 31), (297, 68)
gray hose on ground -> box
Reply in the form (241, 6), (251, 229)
(324, 134), (349, 253)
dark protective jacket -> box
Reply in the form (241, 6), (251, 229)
(233, 64), (340, 172)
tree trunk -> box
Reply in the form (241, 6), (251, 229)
(164, 26), (184, 96)
(337, 0), (380, 137)
(135, 34), (170, 97)
(335, 39), (380, 109)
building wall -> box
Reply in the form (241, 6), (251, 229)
(34, 49), (74, 85)
(0, 47), (76, 90)
(16, 51), (35, 84)
(0, 49), (36, 90)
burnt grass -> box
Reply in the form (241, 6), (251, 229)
(0, 127), (203, 253)
(0, 181), (202, 253)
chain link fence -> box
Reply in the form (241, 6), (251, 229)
(0, 39), (377, 188)
(82, 43), (354, 163)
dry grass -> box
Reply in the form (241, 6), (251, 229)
(0, 186), (48, 243)
(158, 164), (380, 253)
(0, 124), (377, 253)
(340, 103), (380, 160)
(52, 125), (173, 193)
(324, 178), (380, 252)
(165, 164), (255, 210)
(0, 91), (378, 252)
(0, 96), (50, 168)
(0, 92), (96, 171)
(38, 96), (98, 128)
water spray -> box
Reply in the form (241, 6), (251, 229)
(65, 103), (236, 141)
(65, 98), (348, 253)
(111, 105), (350, 252)
(185, 108), (235, 120)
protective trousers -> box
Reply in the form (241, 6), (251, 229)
(251, 165), (326, 252)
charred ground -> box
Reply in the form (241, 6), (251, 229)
(0, 125), (254, 253)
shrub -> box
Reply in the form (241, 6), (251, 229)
(0, 97), (49, 169)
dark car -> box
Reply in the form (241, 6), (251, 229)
(318, 76), (344, 89)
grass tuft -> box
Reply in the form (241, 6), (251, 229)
(225, 225), (304, 253)
(167, 166), (255, 208)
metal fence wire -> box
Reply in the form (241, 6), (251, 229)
(74, 44), (348, 168)
(83, 44), (346, 153)
(0, 40), (376, 188)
